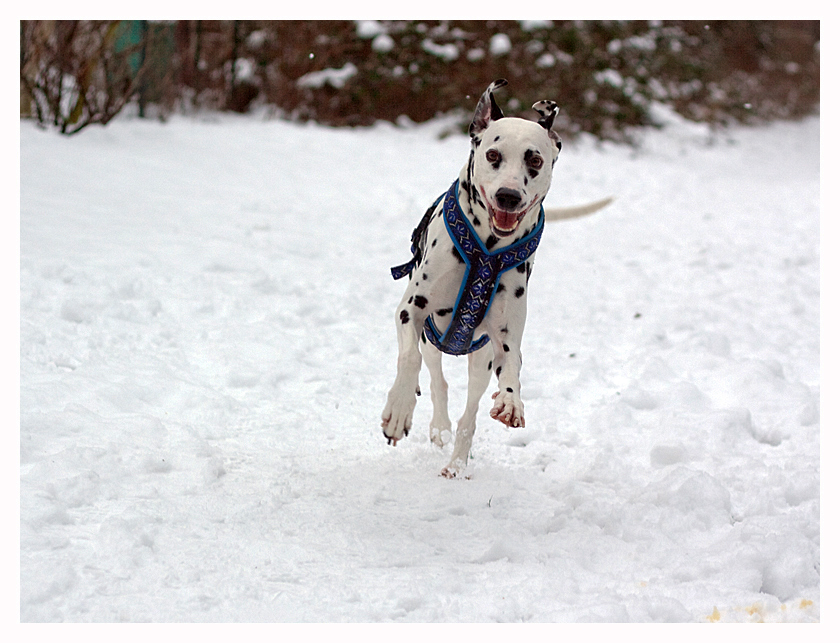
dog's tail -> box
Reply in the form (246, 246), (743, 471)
(544, 196), (614, 222)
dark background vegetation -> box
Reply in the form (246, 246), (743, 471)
(20, 20), (819, 141)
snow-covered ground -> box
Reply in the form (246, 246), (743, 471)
(20, 107), (819, 622)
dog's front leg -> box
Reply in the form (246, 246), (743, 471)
(381, 300), (424, 445)
(489, 335), (525, 428)
(487, 287), (528, 429)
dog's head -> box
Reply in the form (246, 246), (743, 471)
(467, 79), (562, 238)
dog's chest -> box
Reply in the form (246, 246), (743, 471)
(408, 203), (532, 336)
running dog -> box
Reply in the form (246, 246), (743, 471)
(382, 79), (610, 477)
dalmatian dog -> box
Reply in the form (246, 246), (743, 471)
(382, 79), (610, 477)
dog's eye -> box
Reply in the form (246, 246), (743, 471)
(486, 149), (501, 165)
(527, 155), (543, 170)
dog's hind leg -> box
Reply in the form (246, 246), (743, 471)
(441, 343), (494, 478)
(420, 336), (451, 447)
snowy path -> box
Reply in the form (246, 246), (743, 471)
(20, 112), (819, 622)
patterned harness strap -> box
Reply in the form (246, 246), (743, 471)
(390, 193), (445, 281)
(392, 180), (544, 356)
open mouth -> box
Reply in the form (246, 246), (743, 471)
(488, 203), (526, 237)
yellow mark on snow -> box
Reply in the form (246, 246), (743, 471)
(745, 604), (762, 616)
(706, 599), (816, 623)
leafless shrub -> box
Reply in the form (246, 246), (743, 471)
(20, 20), (149, 134)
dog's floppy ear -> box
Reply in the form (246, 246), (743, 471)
(470, 79), (508, 138)
(533, 100), (562, 151)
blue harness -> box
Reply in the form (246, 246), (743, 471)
(391, 180), (544, 356)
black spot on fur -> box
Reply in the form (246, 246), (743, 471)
(516, 263), (527, 274)
(496, 366), (502, 377)
(503, 344), (510, 352)
(436, 307), (453, 316)
(400, 309), (410, 324)
(473, 216), (481, 226)
(500, 326), (508, 334)
(488, 360), (493, 370)
(431, 238), (437, 247)
(525, 262), (532, 283)
(407, 296), (413, 304)
(497, 283), (506, 293)
(506, 387), (513, 393)
(452, 246), (465, 264)
(470, 184), (484, 209)
(524, 149), (541, 180)
(515, 286), (525, 298)
(421, 332), (427, 343)
(414, 295), (428, 310)
(422, 273), (428, 280)
(486, 235), (499, 250)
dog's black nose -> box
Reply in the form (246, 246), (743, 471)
(495, 188), (522, 211)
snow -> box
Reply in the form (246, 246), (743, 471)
(421, 39), (459, 61)
(489, 33), (512, 56)
(20, 108), (820, 623)
(296, 63), (359, 90)
(372, 34), (395, 54)
(355, 20), (387, 39)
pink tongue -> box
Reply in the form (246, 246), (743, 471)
(495, 210), (518, 230)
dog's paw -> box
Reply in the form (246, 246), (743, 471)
(381, 391), (416, 446)
(429, 425), (452, 448)
(490, 389), (525, 428)
(440, 458), (471, 479)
